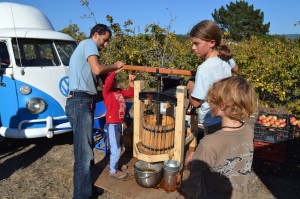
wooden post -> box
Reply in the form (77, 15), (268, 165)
(173, 85), (187, 167)
(133, 80), (144, 157)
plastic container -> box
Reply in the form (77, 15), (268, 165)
(254, 123), (290, 143)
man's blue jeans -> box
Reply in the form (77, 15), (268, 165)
(65, 96), (94, 199)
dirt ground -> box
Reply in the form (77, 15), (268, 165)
(1, 122), (300, 199)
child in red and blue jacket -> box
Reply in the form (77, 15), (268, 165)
(103, 71), (135, 180)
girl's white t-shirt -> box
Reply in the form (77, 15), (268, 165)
(191, 57), (235, 126)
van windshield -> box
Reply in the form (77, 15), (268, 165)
(12, 39), (76, 67)
(55, 41), (77, 66)
(0, 41), (10, 67)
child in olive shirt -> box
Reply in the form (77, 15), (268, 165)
(181, 76), (257, 199)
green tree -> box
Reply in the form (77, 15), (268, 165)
(212, 1), (270, 41)
(60, 24), (87, 42)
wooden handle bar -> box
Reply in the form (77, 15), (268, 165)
(123, 65), (196, 76)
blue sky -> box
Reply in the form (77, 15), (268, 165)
(6, 0), (300, 35)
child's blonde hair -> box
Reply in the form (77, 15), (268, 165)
(206, 76), (257, 120)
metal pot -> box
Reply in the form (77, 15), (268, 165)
(134, 160), (163, 188)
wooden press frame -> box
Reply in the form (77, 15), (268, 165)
(133, 80), (197, 168)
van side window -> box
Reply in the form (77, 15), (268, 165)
(0, 42), (10, 67)
(12, 38), (60, 67)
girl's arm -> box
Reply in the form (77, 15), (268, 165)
(187, 80), (202, 108)
(121, 74), (135, 98)
(232, 64), (239, 73)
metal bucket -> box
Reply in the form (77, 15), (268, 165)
(163, 160), (180, 172)
(163, 160), (180, 192)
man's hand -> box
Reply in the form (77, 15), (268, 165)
(114, 61), (124, 72)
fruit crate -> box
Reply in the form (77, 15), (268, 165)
(289, 114), (300, 139)
(252, 158), (287, 177)
(284, 161), (300, 179)
(254, 112), (290, 143)
(253, 158), (300, 179)
(287, 136), (300, 161)
(287, 115), (300, 164)
(254, 141), (287, 163)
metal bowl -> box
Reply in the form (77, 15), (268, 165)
(134, 160), (163, 188)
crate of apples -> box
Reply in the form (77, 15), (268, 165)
(255, 112), (290, 143)
(289, 115), (300, 128)
(257, 114), (287, 128)
(289, 115), (300, 139)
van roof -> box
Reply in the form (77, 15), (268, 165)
(0, 2), (54, 30)
(0, 28), (75, 41)
(0, 2), (74, 41)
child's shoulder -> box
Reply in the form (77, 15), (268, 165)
(200, 132), (221, 144)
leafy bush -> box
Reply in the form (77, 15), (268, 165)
(232, 36), (300, 114)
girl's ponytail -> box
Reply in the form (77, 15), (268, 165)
(217, 44), (233, 61)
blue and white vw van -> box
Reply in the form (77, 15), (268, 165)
(0, 2), (77, 146)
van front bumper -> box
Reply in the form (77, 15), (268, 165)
(0, 116), (72, 139)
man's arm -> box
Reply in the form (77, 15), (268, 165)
(88, 55), (123, 75)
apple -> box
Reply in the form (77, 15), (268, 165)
(292, 120), (299, 126)
(261, 114), (266, 118)
(279, 119), (286, 124)
(290, 116), (297, 124)
(261, 119), (267, 124)
(274, 121), (280, 126)
(258, 115), (266, 121)
(258, 116), (264, 121)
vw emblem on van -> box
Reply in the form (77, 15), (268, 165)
(59, 76), (69, 97)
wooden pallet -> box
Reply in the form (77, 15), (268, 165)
(93, 154), (184, 199)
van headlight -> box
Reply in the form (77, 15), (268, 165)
(26, 98), (47, 114)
